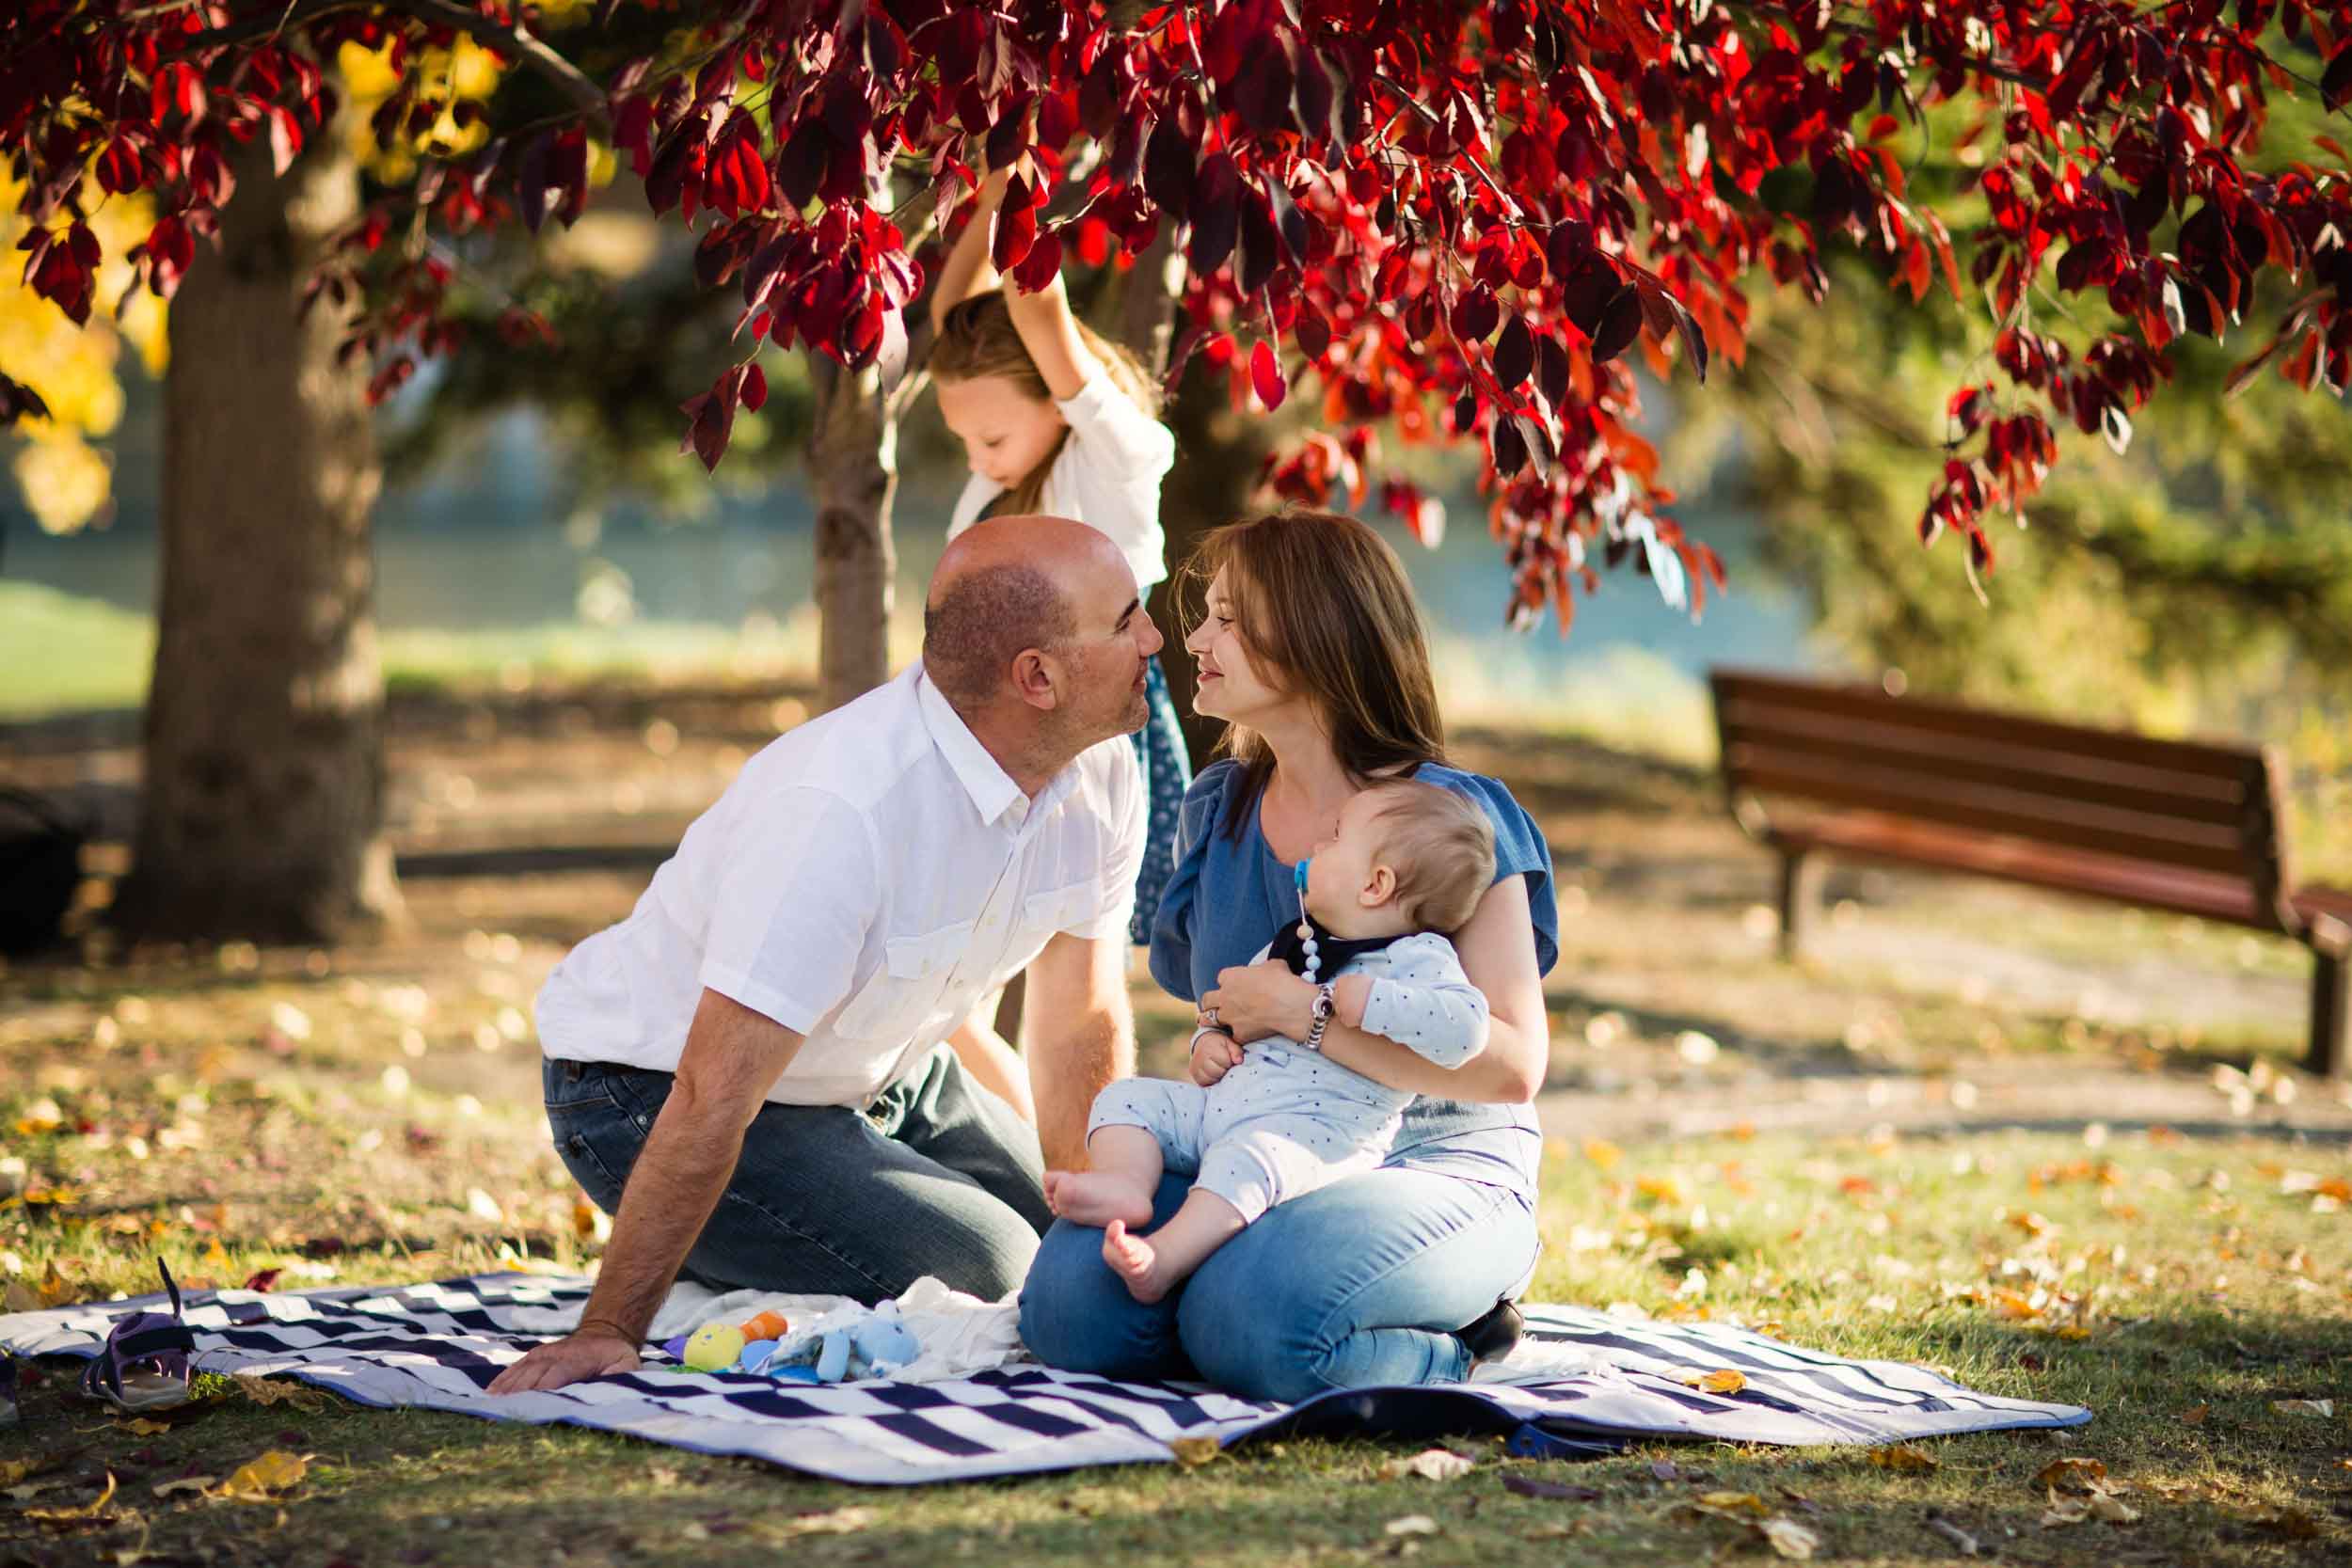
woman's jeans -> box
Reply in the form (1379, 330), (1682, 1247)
(1018, 1165), (1540, 1404)
(545, 1046), (1053, 1302)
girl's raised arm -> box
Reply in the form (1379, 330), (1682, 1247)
(928, 167), (1007, 337)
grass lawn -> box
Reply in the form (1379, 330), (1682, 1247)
(4, 939), (2348, 1565)
(4, 680), (2348, 1564)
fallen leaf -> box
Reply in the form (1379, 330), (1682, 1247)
(1502, 1474), (1599, 1501)
(1693, 1491), (1771, 1517)
(2252, 1507), (2321, 1540)
(120, 1418), (171, 1436)
(2033, 1456), (2107, 1491)
(2271, 1398), (2334, 1418)
(1384, 1515), (1438, 1537)
(151, 1475), (216, 1497)
(212, 1450), (309, 1500)
(233, 1374), (326, 1412)
(775, 1506), (874, 1537)
(2182, 1403), (2209, 1426)
(1869, 1444), (1938, 1472)
(1168, 1436), (1221, 1469)
(1681, 1369), (1747, 1394)
(0, 1449), (78, 1487)
(2040, 1496), (2090, 1528)
(4, 1476), (78, 1504)
(1756, 1516), (1820, 1559)
(1380, 1449), (1474, 1481)
(23, 1471), (116, 1521)
(2088, 1491), (2139, 1524)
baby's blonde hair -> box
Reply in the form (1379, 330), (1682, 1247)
(930, 290), (1163, 515)
(1364, 781), (1497, 934)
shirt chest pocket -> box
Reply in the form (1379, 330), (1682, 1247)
(832, 922), (973, 1040)
(1009, 881), (1095, 955)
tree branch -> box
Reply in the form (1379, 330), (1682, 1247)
(196, 0), (607, 121)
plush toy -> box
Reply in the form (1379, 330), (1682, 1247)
(739, 1310), (791, 1341)
(759, 1301), (921, 1384)
(681, 1321), (746, 1372)
(735, 1338), (779, 1374)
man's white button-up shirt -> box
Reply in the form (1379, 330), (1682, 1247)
(534, 660), (1146, 1108)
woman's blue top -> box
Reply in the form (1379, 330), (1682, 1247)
(1148, 758), (1558, 1201)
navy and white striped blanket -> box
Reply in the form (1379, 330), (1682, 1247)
(0, 1274), (2088, 1484)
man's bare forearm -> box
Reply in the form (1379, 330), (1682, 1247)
(1030, 1006), (1124, 1170)
(572, 1101), (748, 1342)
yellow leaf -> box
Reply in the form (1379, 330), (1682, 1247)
(1757, 1516), (1820, 1559)
(233, 1373), (326, 1412)
(2271, 1399), (2334, 1418)
(1868, 1445), (1938, 1472)
(24, 1471), (116, 1521)
(1694, 1491), (1770, 1516)
(212, 1449), (310, 1500)
(1168, 1436), (1221, 1469)
(121, 1417), (172, 1436)
(1681, 1369), (1747, 1394)
(151, 1475), (217, 1497)
(1581, 1138), (1623, 1171)
(1384, 1514), (1439, 1537)
(2034, 1457), (2107, 1491)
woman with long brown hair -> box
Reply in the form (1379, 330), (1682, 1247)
(1019, 509), (1557, 1400)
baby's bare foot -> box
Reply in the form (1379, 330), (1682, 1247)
(1044, 1171), (1153, 1228)
(1102, 1220), (1174, 1305)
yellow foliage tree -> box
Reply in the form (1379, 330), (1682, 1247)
(0, 167), (167, 534)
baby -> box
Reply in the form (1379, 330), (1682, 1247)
(1044, 780), (1497, 1303)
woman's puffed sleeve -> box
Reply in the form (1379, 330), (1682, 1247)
(1146, 760), (1236, 1002)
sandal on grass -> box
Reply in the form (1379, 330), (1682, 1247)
(79, 1259), (196, 1415)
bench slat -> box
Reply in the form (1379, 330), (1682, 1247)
(1718, 703), (2251, 825)
(1711, 670), (2265, 784)
(1772, 814), (2283, 932)
(1729, 751), (2259, 879)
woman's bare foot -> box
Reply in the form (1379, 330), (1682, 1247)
(1102, 1220), (1177, 1305)
(1042, 1170), (1154, 1228)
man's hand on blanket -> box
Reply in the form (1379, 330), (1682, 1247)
(1200, 960), (1316, 1045)
(1188, 1025), (1244, 1086)
(487, 1325), (641, 1395)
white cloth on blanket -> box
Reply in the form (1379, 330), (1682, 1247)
(510, 1275), (1029, 1386)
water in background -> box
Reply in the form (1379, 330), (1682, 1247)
(2, 410), (1823, 755)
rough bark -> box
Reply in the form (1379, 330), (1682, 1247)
(116, 139), (397, 943)
(807, 357), (897, 713)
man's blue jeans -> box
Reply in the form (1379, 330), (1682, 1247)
(545, 1045), (1052, 1302)
(1018, 1166), (1539, 1403)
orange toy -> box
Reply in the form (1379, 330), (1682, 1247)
(739, 1310), (791, 1341)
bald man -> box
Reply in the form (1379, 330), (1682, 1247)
(494, 516), (1164, 1395)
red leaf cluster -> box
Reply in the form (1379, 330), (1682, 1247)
(8, 0), (2352, 615)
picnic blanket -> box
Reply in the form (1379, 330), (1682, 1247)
(0, 1274), (2090, 1485)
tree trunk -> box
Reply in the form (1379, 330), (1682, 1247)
(807, 359), (898, 713)
(116, 141), (396, 944)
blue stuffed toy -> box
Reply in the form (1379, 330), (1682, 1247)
(754, 1301), (921, 1384)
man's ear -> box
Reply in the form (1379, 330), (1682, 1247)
(1010, 647), (1062, 711)
(1361, 863), (1397, 907)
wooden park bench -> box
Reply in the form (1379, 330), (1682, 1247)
(1708, 669), (2350, 1078)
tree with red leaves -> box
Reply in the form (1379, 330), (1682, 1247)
(8, 0), (2352, 940)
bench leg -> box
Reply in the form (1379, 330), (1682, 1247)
(2311, 946), (2349, 1081)
(1777, 849), (1822, 961)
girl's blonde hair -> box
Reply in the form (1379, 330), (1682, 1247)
(1180, 508), (1449, 842)
(930, 290), (1164, 515)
